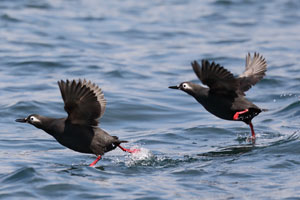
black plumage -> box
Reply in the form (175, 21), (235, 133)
(169, 52), (267, 140)
(16, 79), (138, 166)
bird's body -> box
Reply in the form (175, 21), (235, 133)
(16, 80), (138, 166)
(37, 117), (119, 155)
(169, 53), (267, 139)
(186, 83), (261, 122)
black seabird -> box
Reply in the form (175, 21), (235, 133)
(169, 53), (267, 140)
(16, 79), (139, 167)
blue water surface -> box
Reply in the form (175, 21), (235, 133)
(1, 0), (300, 199)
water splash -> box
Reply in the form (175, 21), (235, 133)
(236, 133), (256, 143)
(122, 146), (199, 167)
(125, 146), (155, 167)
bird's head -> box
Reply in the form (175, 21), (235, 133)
(16, 114), (43, 128)
(169, 82), (197, 96)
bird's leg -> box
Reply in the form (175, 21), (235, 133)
(233, 109), (249, 120)
(249, 122), (256, 140)
(118, 145), (140, 153)
(234, 110), (256, 142)
(89, 155), (102, 167)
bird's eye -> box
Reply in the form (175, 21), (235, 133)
(28, 116), (40, 123)
(183, 83), (187, 88)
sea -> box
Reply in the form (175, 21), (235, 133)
(0, 0), (300, 199)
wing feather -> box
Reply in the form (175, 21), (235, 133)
(238, 52), (267, 92)
(191, 60), (239, 95)
(58, 79), (106, 126)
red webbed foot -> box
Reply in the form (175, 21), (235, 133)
(233, 109), (249, 120)
(234, 110), (257, 143)
(118, 145), (140, 153)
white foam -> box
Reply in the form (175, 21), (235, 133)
(125, 146), (154, 167)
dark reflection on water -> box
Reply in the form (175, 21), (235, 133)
(199, 144), (255, 157)
(1, 0), (300, 199)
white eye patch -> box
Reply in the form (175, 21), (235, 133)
(182, 83), (192, 90)
(29, 116), (40, 123)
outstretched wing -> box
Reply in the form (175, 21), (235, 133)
(58, 79), (106, 126)
(238, 52), (267, 92)
(191, 60), (239, 95)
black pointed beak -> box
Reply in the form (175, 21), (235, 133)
(168, 85), (179, 89)
(15, 118), (27, 123)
